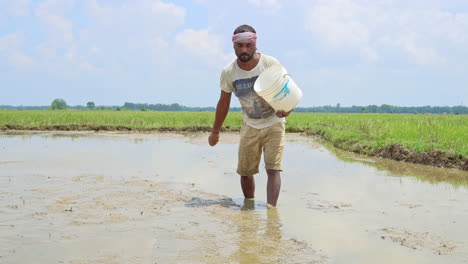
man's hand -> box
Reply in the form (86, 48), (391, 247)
(208, 131), (220, 146)
(276, 109), (293, 118)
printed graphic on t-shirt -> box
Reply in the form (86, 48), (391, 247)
(233, 76), (275, 119)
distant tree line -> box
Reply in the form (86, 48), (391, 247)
(294, 103), (468, 114)
(0, 105), (120, 110)
(1, 101), (467, 114)
(121, 102), (218, 112)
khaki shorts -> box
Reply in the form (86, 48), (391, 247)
(237, 122), (286, 176)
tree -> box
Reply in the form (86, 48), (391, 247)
(51, 98), (67, 110)
(86, 101), (95, 109)
(139, 104), (147, 111)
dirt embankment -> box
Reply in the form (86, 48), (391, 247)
(1, 125), (467, 171)
(377, 144), (468, 171)
(306, 133), (467, 171)
(0, 124), (217, 132)
(326, 140), (468, 171)
(332, 141), (468, 171)
(0, 124), (245, 133)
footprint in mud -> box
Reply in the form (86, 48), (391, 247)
(398, 202), (423, 209)
(207, 160), (217, 168)
(301, 193), (353, 212)
(72, 174), (104, 182)
(31, 212), (48, 217)
(0, 161), (24, 165)
(378, 227), (457, 255)
(307, 200), (353, 212)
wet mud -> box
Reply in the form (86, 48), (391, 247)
(378, 227), (457, 255)
(1, 132), (467, 263)
(0, 173), (321, 263)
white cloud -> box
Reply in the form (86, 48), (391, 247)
(305, 0), (379, 61)
(9, 51), (35, 67)
(32, 0), (185, 73)
(391, 33), (446, 66)
(65, 45), (77, 61)
(452, 13), (468, 44)
(0, 0), (32, 16)
(305, 0), (468, 66)
(33, 0), (101, 72)
(78, 0), (186, 72)
(247, 0), (281, 13)
(62, 44), (101, 72)
(35, 0), (75, 43)
(0, 34), (21, 52)
(84, 0), (185, 33)
(78, 61), (99, 72)
(175, 28), (233, 68)
(0, 34), (35, 68)
(307, 0), (370, 46)
(152, 0), (186, 25)
(35, 42), (57, 60)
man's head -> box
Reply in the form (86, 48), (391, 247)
(232, 24), (257, 63)
(233, 24), (256, 35)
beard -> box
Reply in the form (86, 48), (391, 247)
(238, 52), (253, 62)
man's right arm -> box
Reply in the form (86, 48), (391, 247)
(208, 90), (232, 146)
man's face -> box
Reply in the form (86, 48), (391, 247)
(234, 42), (256, 63)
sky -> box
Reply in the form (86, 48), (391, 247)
(0, 0), (467, 107)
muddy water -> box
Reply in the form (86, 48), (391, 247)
(0, 131), (467, 264)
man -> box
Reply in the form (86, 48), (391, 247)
(208, 24), (292, 207)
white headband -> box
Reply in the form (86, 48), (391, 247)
(232, 32), (257, 44)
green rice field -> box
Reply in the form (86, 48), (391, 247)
(0, 110), (467, 158)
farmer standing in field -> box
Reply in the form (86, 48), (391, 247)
(208, 24), (292, 207)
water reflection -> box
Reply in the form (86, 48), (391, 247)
(0, 132), (36, 142)
(0, 131), (153, 144)
(230, 201), (284, 264)
(182, 197), (294, 263)
(326, 145), (468, 187)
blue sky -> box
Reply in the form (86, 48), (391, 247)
(1, 0), (467, 107)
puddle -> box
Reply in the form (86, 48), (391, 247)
(0, 131), (467, 263)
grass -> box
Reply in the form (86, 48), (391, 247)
(0, 110), (467, 158)
(287, 113), (468, 157)
(0, 110), (231, 131)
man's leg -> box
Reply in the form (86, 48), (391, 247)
(263, 122), (285, 207)
(238, 123), (261, 199)
(241, 175), (255, 198)
(266, 170), (281, 206)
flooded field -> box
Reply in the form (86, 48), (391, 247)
(1, 131), (467, 264)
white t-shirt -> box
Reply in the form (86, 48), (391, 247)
(220, 54), (285, 129)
